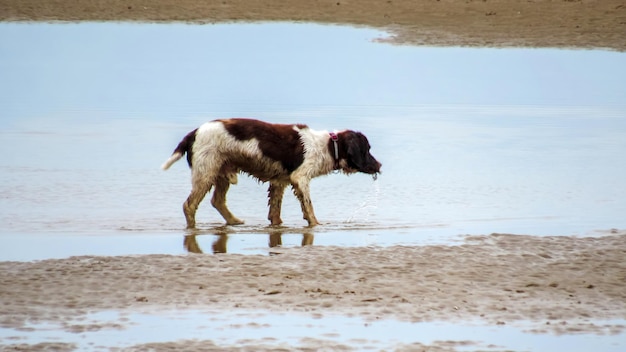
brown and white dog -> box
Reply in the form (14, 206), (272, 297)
(162, 118), (381, 228)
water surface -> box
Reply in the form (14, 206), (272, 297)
(1, 22), (625, 260)
(1, 21), (625, 352)
(2, 309), (624, 351)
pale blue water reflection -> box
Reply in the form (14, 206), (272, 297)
(1, 309), (623, 351)
(1, 21), (625, 352)
(1, 22), (626, 261)
(2, 22), (625, 114)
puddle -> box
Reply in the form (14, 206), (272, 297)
(0, 21), (624, 352)
(0, 227), (465, 261)
(1, 310), (624, 351)
(1, 22), (626, 261)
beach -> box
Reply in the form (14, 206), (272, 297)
(1, 232), (625, 350)
(1, 0), (625, 50)
(1, 1), (626, 350)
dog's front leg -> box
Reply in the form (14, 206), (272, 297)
(267, 182), (286, 225)
(291, 178), (319, 227)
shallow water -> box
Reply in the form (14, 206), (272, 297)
(1, 21), (625, 352)
(1, 309), (624, 351)
(1, 23), (626, 261)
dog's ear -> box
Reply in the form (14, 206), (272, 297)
(345, 132), (367, 170)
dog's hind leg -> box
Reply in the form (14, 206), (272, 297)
(183, 181), (211, 229)
(211, 176), (244, 225)
(267, 182), (286, 226)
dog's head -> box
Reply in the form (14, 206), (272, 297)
(338, 131), (382, 176)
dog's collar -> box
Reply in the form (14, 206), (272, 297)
(329, 132), (341, 172)
(329, 132), (339, 161)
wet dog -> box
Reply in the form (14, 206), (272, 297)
(162, 118), (381, 228)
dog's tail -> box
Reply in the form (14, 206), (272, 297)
(161, 128), (198, 170)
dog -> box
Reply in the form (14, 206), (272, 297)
(162, 118), (381, 228)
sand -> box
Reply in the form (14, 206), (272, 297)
(1, 232), (625, 350)
(1, 0), (625, 51)
(1, 2), (625, 350)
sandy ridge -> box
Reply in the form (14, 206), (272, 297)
(1, 233), (625, 336)
(1, 0), (625, 50)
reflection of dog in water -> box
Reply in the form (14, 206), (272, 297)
(162, 118), (381, 228)
(184, 232), (314, 254)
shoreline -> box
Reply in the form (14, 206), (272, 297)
(1, 233), (625, 348)
(1, 2), (625, 350)
(1, 0), (625, 51)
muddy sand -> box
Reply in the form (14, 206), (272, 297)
(1, 1), (625, 350)
(1, 232), (625, 350)
(1, 0), (626, 50)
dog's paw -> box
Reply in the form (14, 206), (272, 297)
(226, 218), (245, 225)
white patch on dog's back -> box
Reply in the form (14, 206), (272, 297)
(191, 121), (290, 183)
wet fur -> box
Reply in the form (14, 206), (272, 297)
(162, 118), (381, 228)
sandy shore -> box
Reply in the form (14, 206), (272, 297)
(1, 0), (625, 51)
(1, 3), (624, 350)
(1, 232), (625, 350)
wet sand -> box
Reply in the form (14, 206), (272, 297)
(1, 232), (625, 350)
(1, 2), (625, 350)
(1, 0), (626, 50)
